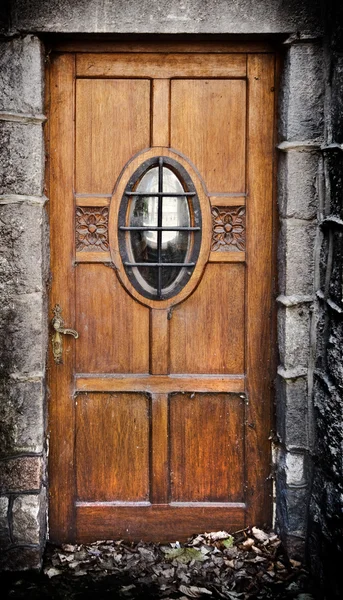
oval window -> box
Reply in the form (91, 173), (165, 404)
(118, 157), (202, 300)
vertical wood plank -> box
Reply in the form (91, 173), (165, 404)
(150, 309), (169, 375)
(152, 79), (170, 146)
(245, 54), (275, 527)
(48, 53), (76, 542)
(150, 393), (169, 504)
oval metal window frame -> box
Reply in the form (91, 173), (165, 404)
(109, 147), (211, 309)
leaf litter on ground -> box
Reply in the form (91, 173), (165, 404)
(3, 526), (318, 599)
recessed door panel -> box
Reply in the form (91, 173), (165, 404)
(76, 79), (150, 193)
(170, 263), (245, 374)
(75, 265), (150, 373)
(171, 79), (246, 193)
(170, 393), (244, 502)
(75, 393), (150, 501)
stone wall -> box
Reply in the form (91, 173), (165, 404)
(275, 39), (324, 559)
(0, 34), (48, 569)
(308, 2), (343, 597)
(1, 2), (341, 593)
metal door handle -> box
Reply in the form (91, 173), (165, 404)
(51, 304), (78, 364)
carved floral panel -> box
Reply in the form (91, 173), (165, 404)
(211, 206), (246, 252)
(76, 207), (109, 252)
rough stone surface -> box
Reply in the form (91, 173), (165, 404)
(278, 150), (319, 220)
(0, 122), (44, 196)
(8, 0), (323, 35)
(330, 56), (343, 143)
(285, 452), (306, 486)
(0, 379), (45, 455)
(0, 202), (49, 296)
(0, 291), (47, 375)
(327, 230), (343, 307)
(313, 377), (343, 481)
(0, 457), (42, 493)
(278, 218), (316, 296)
(12, 492), (45, 545)
(0, 1), (10, 35)
(308, 4), (343, 596)
(309, 471), (343, 598)
(324, 150), (343, 221)
(275, 452), (308, 560)
(0, 202), (49, 379)
(278, 304), (311, 371)
(276, 375), (308, 449)
(0, 496), (10, 550)
(0, 36), (44, 115)
(279, 43), (324, 143)
(326, 317), (343, 389)
(0, 546), (42, 571)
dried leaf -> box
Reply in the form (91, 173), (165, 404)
(242, 538), (254, 549)
(179, 584), (212, 597)
(221, 536), (234, 549)
(61, 544), (76, 552)
(251, 527), (269, 542)
(44, 567), (62, 578)
(290, 558), (302, 568)
(163, 547), (206, 564)
(207, 531), (230, 541)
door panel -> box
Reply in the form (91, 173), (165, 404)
(76, 79), (150, 193)
(171, 79), (246, 193)
(169, 393), (244, 502)
(169, 263), (245, 374)
(75, 265), (150, 373)
(49, 48), (275, 543)
(76, 393), (150, 501)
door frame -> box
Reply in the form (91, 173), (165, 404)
(45, 38), (279, 543)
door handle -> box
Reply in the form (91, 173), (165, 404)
(51, 304), (78, 364)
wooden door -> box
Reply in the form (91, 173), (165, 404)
(48, 45), (275, 543)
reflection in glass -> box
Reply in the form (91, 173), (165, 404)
(129, 166), (191, 293)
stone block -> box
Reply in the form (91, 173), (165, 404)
(276, 375), (308, 448)
(10, 0), (322, 35)
(313, 377), (343, 480)
(278, 304), (311, 371)
(0, 291), (47, 375)
(278, 150), (319, 219)
(0, 202), (48, 296)
(331, 55), (343, 143)
(12, 491), (45, 545)
(328, 230), (343, 309)
(327, 317), (343, 390)
(278, 217), (316, 296)
(279, 43), (324, 142)
(283, 534), (306, 560)
(324, 150), (343, 220)
(0, 379), (45, 456)
(0, 121), (44, 196)
(0, 1), (10, 35)
(285, 487), (309, 535)
(285, 452), (306, 486)
(0, 546), (42, 571)
(0, 456), (42, 493)
(0, 496), (10, 550)
(0, 35), (44, 115)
